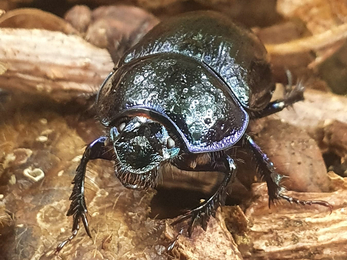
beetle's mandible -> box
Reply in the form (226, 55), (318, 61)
(56, 11), (331, 252)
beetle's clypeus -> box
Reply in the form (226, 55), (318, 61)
(56, 11), (331, 251)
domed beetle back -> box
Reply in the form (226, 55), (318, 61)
(121, 11), (275, 110)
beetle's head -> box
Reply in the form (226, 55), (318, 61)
(110, 116), (180, 189)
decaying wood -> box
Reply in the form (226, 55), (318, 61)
(0, 8), (78, 33)
(0, 6), (158, 102)
(64, 5), (92, 34)
(276, 88), (347, 130)
(82, 5), (159, 61)
(0, 28), (113, 101)
(244, 173), (347, 259)
(252, 118), (331, 193)
(160, 172), (347, 260)
(319, 120), (347, 157)
(165, 210), (244, 260)
(277, 0), (347, 34)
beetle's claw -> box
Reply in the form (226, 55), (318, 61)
(171, 208), (206, 237)
(72, 209), (91, 237)
(81, 211), (92, 237)
(55, 206), (91, 254)
(171, 192), (222, 237)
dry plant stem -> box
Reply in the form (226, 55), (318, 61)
(0, 28), (113, 101)
(265, 23), (347, 55)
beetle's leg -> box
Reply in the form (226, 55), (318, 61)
(244, 134), (332, 209)
(55, 136), (114, 253)
(172, 155), (236, 236)
(250, 82), (304, 119)
(243, 134), (282, 204)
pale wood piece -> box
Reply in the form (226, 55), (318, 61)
(0, 28), (113, 101)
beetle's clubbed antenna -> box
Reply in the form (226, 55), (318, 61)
(249, 76), (305, 119)
(55, 137), (114, 254)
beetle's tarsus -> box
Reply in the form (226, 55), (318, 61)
(278, 193), (333, 213)
(166, 228), (184, 252)
(54, 225), (79, 254)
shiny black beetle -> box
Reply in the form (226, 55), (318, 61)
(57, 11), (330, 250)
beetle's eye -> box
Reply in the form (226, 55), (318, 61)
(112, 117), (179, 175)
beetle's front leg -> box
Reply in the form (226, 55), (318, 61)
(244, 134), (332, 209)
(56, 136), (114, 253)
(250, 82), (304, 119)
(172, 154), (236, 236)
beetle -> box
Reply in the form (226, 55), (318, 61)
(56, 11), (330, 251)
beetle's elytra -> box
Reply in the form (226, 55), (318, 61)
(57, 11), (331, 252)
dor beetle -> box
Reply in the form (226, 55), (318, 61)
(57, 11), (330, 251)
